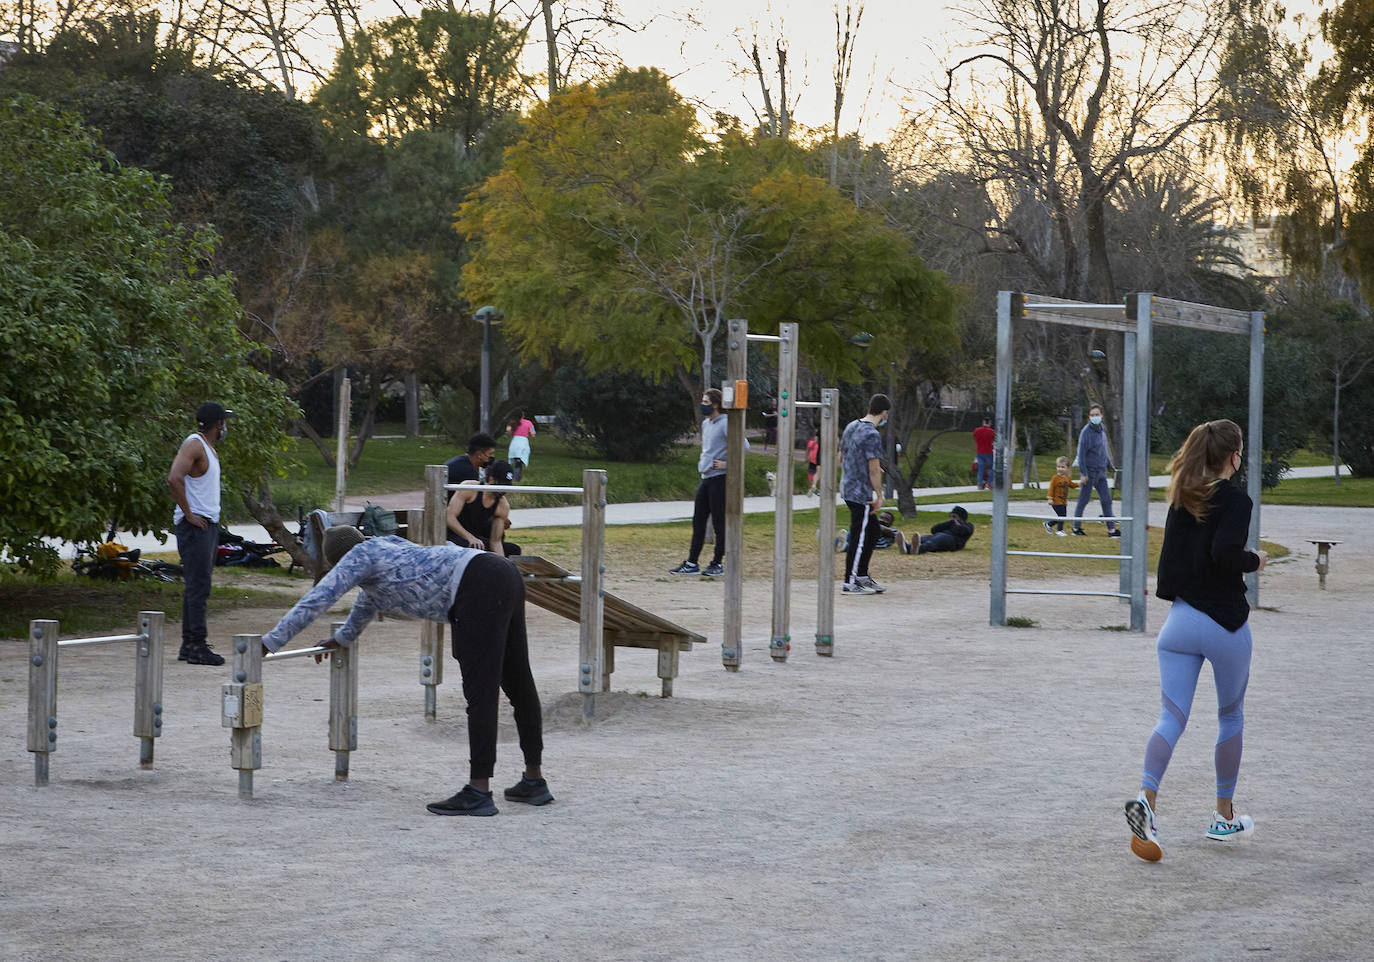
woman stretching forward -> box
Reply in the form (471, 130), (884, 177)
(1125, 419), (1266, 861)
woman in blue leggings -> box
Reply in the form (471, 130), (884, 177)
(1125, 419), (1266, 861)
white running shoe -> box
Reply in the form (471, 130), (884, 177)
(1206, 809), (1255, 842)
(855, 575), (885, 594)
(1055, 530), (1068, 537)
(1125, 794), (1163, 862)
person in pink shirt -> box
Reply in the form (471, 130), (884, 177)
(806, 430), (821, 496)
(506, 411), (536, 481)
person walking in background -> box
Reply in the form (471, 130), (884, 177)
(506, 412), (535, 481)
(1072, 404), (1118, 536)
(840, 393), (890, 595)
(806, 430), (821, 496)
(1124, 418), (1265, 862)
(166, 401), (233, 666)
(262, 526), (553, 816)
(669, 388), (745, 578)
(973, 416), (995, 490)
(1044, 456), (1079, 536)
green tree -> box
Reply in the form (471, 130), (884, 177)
(458, 68), (958, 400)
(0, 95), (297, 574)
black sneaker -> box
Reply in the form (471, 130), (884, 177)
(426, 785), (498, 816)
(701, 561), (723, 577)
(668, 561), (700, 574)
(503, 776), (555, 806)
(1071, 528), (1087, 536)
(1107, 529), (1122, 538)
(182, 643), (225, 666)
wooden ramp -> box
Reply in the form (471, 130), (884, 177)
(513, 556), (705, 697)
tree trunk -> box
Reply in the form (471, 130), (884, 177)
(347, 378), (382, 468)
(405, 372), (420, 438)
(1333, 374), (1342, 486)
(294, 417), (336, 467)
(542, 0), (558, 98)
(241, 481), (311, 568)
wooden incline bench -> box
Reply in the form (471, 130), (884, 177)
(513, 556), (705, 697)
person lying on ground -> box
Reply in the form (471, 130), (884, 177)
(903, 507), (975, 555)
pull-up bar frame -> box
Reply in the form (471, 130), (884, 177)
(990, 291), (1264, 630)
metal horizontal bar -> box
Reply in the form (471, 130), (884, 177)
(1023, 303), (1124, 310)
(793, 401), (823, 409)
(265, 645), (333, 662)
(444, 484), (584, 495)
(58, 633), (145, 648)
(525, 575), (582, 584)
(745, 334), (783, 343)
(1005, 589), (1130, 598)
(1007, 551), (1127, 561)
(1005, 513), (1133, 522)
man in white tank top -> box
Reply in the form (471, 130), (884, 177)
(167, 401), (234, 665)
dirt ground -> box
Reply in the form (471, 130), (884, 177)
(2, 505), (1371, 961)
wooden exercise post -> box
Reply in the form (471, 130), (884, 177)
(227, 622), (352, 800)
(423, 462), (449, 720)
(813, 388), (839, 656)
(769, 322), (799, 660)
(579, 469), (607, 721)
(723, 319), (749, 671)
(27, 611), (165, 787)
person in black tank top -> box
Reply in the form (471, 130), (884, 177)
(445, 460), (520, 557)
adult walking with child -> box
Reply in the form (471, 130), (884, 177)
(1072, 404), (1118, 536)
(1124, 418), (1265, 861)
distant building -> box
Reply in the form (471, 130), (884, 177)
(1227, 213), (1286, 279)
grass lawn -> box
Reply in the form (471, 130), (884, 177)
(0, 562), (313, 640)
(509, 504), (1287, 587)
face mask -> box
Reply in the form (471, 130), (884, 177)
(219, 423), (228, 439)
(701, 404), (713, 416)
(1089, 415), (1102, 426)
(877, 418), (888, 428)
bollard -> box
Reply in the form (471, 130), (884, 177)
(133, 611), (165, 768)
(226, 634), (264, 799)
(328, 622), (357, 780)
(28, 620), (58, 787)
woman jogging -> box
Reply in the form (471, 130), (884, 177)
(1125, 419), (1265, 861)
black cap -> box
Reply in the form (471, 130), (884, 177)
(487, 460), (515, 485)
(196, 402), (235, 425)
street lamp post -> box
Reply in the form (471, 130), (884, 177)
(473, 305), (504, 435)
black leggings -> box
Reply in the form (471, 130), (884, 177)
(448, 553), (543, 781)
(689, 474), (726, 565)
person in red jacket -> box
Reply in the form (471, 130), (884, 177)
(972, 416), (995, 490)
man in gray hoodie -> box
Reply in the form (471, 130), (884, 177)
(1072, 403), (1119, 536)
(669, 387), (746, 577)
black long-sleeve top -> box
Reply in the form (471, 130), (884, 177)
(931, 518), (975, 548)
(1155, 477), (1261, 631)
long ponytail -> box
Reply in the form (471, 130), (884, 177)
(1165, 419), (1243, 521)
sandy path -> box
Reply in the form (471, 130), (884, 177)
(2, 507), (1371, 961)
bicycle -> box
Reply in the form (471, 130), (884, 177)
(73, 542), (183, 583)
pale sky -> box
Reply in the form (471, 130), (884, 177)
(591, 0), (959, 141)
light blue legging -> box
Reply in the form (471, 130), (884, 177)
(1140, 599), (1252, 799)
